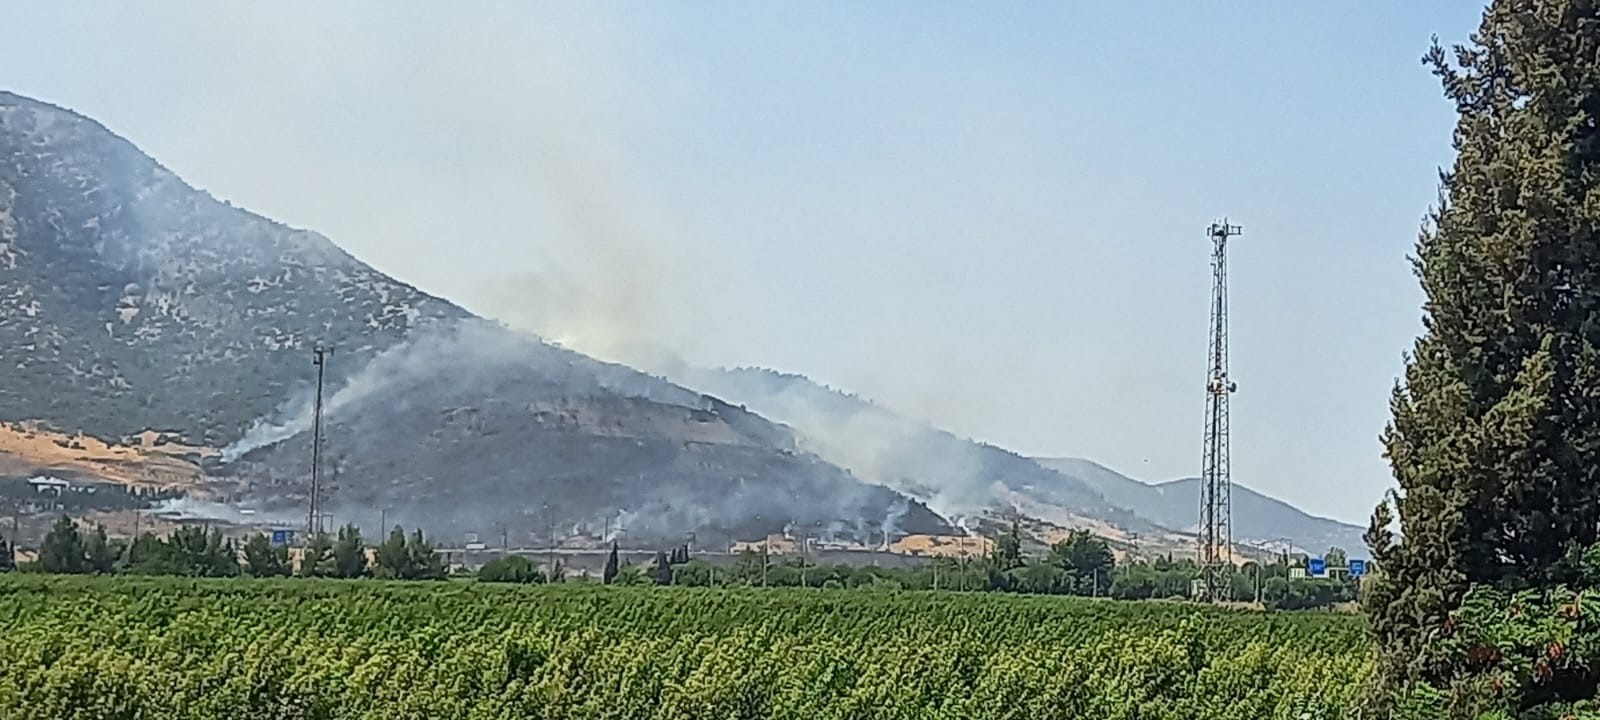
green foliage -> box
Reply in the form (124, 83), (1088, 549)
(298, 531), (334, 578)
(478, 555), (545, 584)
(331, 524), (368, 579)
(0, 575), (1371, 718)
(39, 515), (87, 574)
(241, 533), (290, 577)
(1048, 529), (1116, 595)
(408, 529), (446, 580)
(0, 531), (12, 573)
(1368, 2), (1600, 714)
(82, 524), (119, 575)
(652, 550), (673, 585)
(602, 541), (619, 585)
(993, 517), (1024, 571)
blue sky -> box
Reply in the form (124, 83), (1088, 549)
(2, 3), (1485, 525)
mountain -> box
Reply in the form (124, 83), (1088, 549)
(0, 91), (951, 544)
(678, 367), (1366, 554)
(674, 367), (1161, 537)
(1035, 457), (1369, 555)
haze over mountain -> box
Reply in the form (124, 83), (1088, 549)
(0, 88), (1365, 553)
(1034, 458), (1367, 554)
(0, 90), (951, 545)
(677, 366), (1365, 553)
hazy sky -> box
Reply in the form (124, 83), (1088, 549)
(4, 3), (1484, 525)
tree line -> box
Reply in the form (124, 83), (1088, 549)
(475, 523), (1359, 610)
(3, 516), (445, 580)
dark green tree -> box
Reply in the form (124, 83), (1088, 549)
(242, 533), (290, 577)
(1048, 530), (1115, 595)
(120, 532), (173, 575)
(332, 524), (368, 579)
(1367, 2), (1600, 711)
(1324, 546), (1348, 570)
(652, 550), (673, 585)
(602, 541), (619, 585)
(374, 526), (410, 580)
(0, 532), (12, 573)
(478, 555), (543, 584)
(299, 532), (334, 578)
(408, 529), (446, 580)
(83, 525), (117, 574)
(38, 515), (86, 574)
(992, 518), (1024, 572)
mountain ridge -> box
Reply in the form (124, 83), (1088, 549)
(0, 90), (952, 545)
(1035, 456), (1369, 553)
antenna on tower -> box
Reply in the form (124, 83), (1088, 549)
(1199, 219), (1240, 602)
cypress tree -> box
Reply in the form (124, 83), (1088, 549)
(652, 550), (673, 585)
(1368, 0), (1600, 703)
(408, 529), (445, 580)
(374, 526), (410, 579)
(603, 541), (619, 585)
(332, 524), (369, 579)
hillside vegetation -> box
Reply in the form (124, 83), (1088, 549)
(0, 575), (1368, 719)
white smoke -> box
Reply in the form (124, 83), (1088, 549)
(150, 497), (301, 527)
(677, 367), (1005, 520)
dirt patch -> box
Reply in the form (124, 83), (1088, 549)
(0, 422), (208, 490)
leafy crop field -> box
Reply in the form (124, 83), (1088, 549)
(0, 576), (1369, 719)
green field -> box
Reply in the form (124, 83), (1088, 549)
(0, 576), (1370, 719)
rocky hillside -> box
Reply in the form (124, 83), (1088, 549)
(675, 367), (1158, 536)
(0, 91), (466, 446)
(0, 91), (950, 544)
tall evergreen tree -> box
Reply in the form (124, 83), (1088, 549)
(374, 526), (411, 580)
(0, 531), (13, 572)
(83, 525), (117, 574)
(38, 515), (86, 574)
(652, 550), (673, 585)
(992, 518), (1024, 571)
(1368, 0), (1600, 706)
(332, 524), (368, 579)
(408, 529), (445, 580)
(603, 541), (619, 585)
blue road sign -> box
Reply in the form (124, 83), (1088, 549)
(271, 529), (294, 546)
(1348, 559), (1367, 577)
(1308, 557), (1326, 577)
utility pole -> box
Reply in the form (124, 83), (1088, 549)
(1198, 220), (1241, 602)
(800, 526), (808, 588)
(545, 504), (556, 583)
(308, 344), (333, 538)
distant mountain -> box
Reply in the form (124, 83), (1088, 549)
(1035, 457), (1369, 555)
(0, 91), (950, 544)
(676, 367), (1160, 536)
(677, 367), (1367, 554)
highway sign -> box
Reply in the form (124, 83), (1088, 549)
(1348, 559), (1367, 577)
(270, 529), (294, 546)
(1308, 557), (1327, 577)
